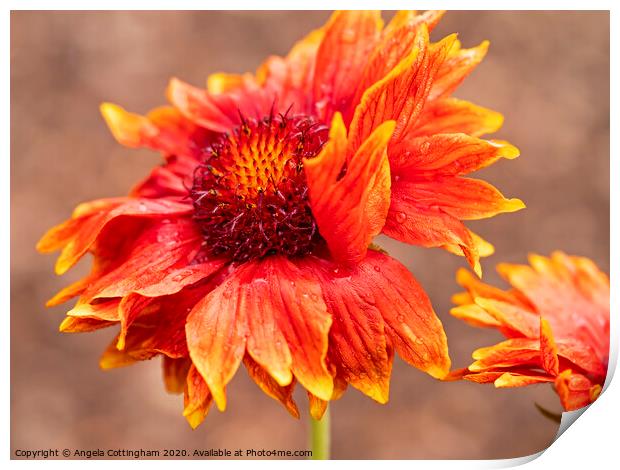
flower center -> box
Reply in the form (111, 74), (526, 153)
(190, 113), (329, 262)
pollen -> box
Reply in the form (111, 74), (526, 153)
(190, 112), (329, 262)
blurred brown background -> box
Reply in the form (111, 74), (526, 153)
(11, 11), (609, 459)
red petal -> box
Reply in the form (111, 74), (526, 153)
(167, 78), (237, 133)
(352, 11), (445, 111)
(257, 27), (325, 114)
(37, 198), (192, 274)
(348, 28), (454, 153)
(81, 218), (204, 301)
(167, 77), (272, 133)
(131, 155), (197, 199)
(312, 10), (383, 121)
(305, 113), (394, 264)
(556, 340), (607, 379)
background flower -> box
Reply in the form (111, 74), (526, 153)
(450, 252), (609, 411)
(12, 11), (609, 458)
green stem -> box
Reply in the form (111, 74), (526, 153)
(310, 405), (331, 460)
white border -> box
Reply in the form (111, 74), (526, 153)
(5, 1), (617, 468)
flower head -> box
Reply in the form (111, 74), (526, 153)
(38, 10), (522, 427)
(450, 252), (609, 411)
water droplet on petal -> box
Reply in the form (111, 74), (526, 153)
(373, 265), (381, 272)
(395, 212), (407, 224)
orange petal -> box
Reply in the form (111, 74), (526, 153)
(494, 371), (555, 388)
(331, 250), (449, 379)
(301, 255), (393, 403)
(540, 317), (560, 375)
(305, 114), (394, 264)
(474, 298), (539, 338)
(241, 264), (294, 387)
(244, 355), (299, 419)
(450, 303), (502, 329)
(100, 289), (203, 369)
(469, 338), (541, 372)
(183, 365), (213, 429)
(393, 176), (524, 221)
(352, 10), (445, 110)
(389, 134), (520, 177)
(307, 392), (329, 420)
(428, 39), (489, 100)
(100, 103), (158, 147)
(162, 356), (192, 394)
(59, 316), (115, 333)
(46, 276), (93, 307)
(185, 267), (249, 411)
(312, 10), (383, 121)
(255, 256), (334, 401)
(453, 268), (529, 307)
(99, 337), (143, 369)
(37, 198), (193, 275)
(100, 103), (210, 158)
(557, 252), (610, 312)
(554, 370), (595, 411)
(61, 299), (120, 333)
(413, 97), (503, 137)
(348, 28), (455, 153)
(383, 187), (483, 274)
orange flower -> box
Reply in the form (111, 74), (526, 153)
(38, 10), (522, 428)
(450, 252), (609, 411)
